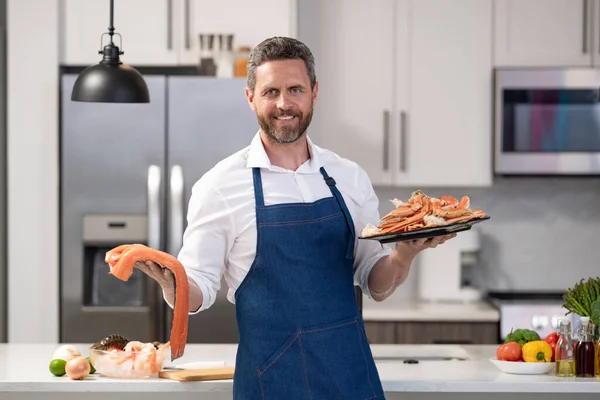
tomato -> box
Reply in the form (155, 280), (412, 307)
(496, 342), (522, 362)
(543, 332), (558, 345)
(543, 332), (558, 362)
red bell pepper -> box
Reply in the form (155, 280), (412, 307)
(544, 332), (558, 362)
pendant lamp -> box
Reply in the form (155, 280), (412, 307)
(71, 0), (150, 103)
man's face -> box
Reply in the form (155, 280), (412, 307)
(246, 59), (318, 144)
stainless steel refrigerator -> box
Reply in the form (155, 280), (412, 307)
(60, 74), (258, 344)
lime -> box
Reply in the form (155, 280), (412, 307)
(86, 356), (96, 374)
(49, 359), (66, 376)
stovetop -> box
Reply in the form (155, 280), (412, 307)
(485, 291), (570, 340)
(486, 291), (564, 300)
(486, 291), (564, 305)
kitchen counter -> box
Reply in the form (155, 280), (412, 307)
(361, 299), (500, 322)
(1, 343), (598, 400)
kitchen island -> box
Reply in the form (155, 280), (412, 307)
(1, 343), (598, 399)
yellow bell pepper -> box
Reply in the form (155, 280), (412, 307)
(522, 340), (553, 362)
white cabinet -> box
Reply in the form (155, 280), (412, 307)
(180, 0), (297, 65)
(494, 0), (600, 67)
(62, 0), (179, 66)
(307, 0), (396, 186)
(303, 0), (492, 187)
(61, 0), (297, 66)
(399, 0), (492, 187)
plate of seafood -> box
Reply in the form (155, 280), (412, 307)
(359, 190), (490, 244)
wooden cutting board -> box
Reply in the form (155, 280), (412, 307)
(158, 367), (235, 382)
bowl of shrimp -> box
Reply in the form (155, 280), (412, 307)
(89, 335), (171, 379)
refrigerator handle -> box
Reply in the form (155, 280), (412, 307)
(169, 165), (184, 256)
(147, 165), (162, 250)
(147, 165), (163, 341)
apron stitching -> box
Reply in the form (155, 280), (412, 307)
(298, 335), (313, 399)
(257, 330), (301, 376)
(303, 318), (357, 334)
(356, 322), (376, 397)
(256, 369), (266, 400)
(259, 212), (343, 227)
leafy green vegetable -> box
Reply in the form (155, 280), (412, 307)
(591, 298), (600, 328)
(562, 277), (600, 325)
(504, 328), (540, 347)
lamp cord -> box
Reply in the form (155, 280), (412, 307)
(108, 0), (115, 44)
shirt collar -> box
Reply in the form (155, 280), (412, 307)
(246, 131), (321, 173)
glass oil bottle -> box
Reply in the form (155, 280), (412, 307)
(575, 316), (595, 377)
(555, 319), (575, 377)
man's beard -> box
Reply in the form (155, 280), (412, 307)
(257, 106), (313, 144)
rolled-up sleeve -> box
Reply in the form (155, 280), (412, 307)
(352, 168), (393, 299)
(165, 176), (236, 314)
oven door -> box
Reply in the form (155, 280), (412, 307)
(495, 68), (600, 175)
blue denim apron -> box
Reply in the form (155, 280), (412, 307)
(232, 166), (385, 400)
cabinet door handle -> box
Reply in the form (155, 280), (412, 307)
(400, 111), (407, 172)
(167, 0), (173, 50)
(383, 110), (390, 171)
(185, 0), (191, 50)
(583, 0), (589, 53)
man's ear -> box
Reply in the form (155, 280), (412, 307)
(245, 87), (256, 111)
(312, 81), (319, 106)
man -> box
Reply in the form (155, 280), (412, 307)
(138, 36), (455, 399)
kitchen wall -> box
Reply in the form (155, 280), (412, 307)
(362, 176), (600, 306)
(7, 0), (60, 343)
(6, 0), (600, 343)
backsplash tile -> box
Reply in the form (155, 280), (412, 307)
(366, 176), (600, 304)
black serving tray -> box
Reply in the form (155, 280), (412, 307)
(359, 216), (490, 244)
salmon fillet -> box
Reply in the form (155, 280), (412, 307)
(104, 244), (189, 361)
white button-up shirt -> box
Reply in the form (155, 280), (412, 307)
(177, 132), (392, 313)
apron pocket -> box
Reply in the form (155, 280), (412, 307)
(257, 330), (310, 400)
(300, 316), (384, 399)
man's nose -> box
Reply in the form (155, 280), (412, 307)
(276, 93), (292, 110)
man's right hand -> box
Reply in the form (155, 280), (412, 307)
(134, 261), (175, 294)
(133, 260), (204, 313)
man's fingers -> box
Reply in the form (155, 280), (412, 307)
(135, 261), (161, 280)
(401, 233), (457, 250)
(134, 261), (151, 274)
(428, 239), (441, 248)
(161, 266), (174, 280)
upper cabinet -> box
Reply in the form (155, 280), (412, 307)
(61, 0), (297, 66)
(301, 0), (492, 187)
(398, 0), (492, 187)
(494, 0), (600, 67)
(62, 0), (178, 66)
(301, 0), (396, 186)
(179, 0), (296, 65)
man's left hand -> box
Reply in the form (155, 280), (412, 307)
(394, 233), (457, 259)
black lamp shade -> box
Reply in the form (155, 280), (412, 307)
(71, 62), (150, 103)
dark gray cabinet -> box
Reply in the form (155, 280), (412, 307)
(364, 321), (499, 345)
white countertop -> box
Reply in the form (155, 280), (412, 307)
(1, 343), (598, 396)
(361, 299), (500, 322)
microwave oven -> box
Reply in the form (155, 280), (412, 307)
(494, 68), (600, 175)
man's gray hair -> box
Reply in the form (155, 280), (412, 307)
(247, 36), (317, 92)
